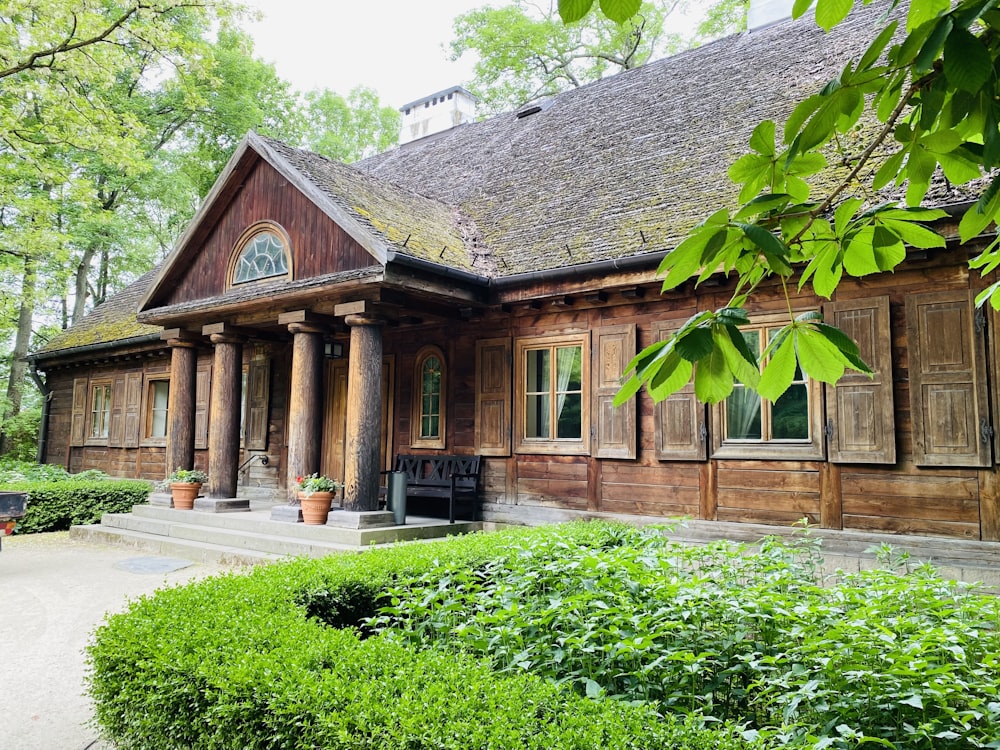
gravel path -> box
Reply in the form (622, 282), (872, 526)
(0, 532), (240, 749)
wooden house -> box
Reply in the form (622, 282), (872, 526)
(29, 7), (1000, 541)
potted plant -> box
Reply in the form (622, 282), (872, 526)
(166, 468), (208, 511)
(295, 473), (341, 524)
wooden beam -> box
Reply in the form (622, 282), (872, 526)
(334, 300), (368, 317)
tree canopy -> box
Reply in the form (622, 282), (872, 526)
(451, 0), (748, 115)
(564, 0), (1000, 408)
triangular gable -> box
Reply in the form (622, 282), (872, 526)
(140, 132), (482, 315)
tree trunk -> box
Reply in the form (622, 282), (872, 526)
(72, 243), (98, 324)
(0, 258), (36, 455)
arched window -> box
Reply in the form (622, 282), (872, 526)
(228, 222), (292, 288)
(411, 346), (446, 449)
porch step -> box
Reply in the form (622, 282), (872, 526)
(69, 503), (482, 565)
(70, 525), (283, 565)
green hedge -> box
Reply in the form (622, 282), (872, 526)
(88, 524), (760, 750)
(2, 479), (150, 534)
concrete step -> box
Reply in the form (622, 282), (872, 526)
(99, 513), (359, 559)
(69, 503), (483, 565)
(70, 524), (282, 565)
(127, 504), (481, 547)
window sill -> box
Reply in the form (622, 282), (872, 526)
(515, 440), (589, 456)
(711, 442), (824, 461)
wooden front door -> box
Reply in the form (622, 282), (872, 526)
(321, 356), (394, 485)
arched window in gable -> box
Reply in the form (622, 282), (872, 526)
(228, 222), (292, 288)
(411, 345), (446, 449)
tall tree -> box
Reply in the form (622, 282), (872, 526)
(300, 86), (401, 163)
(451, 0), (748, 115)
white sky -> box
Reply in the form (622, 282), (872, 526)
(243, 0), (486, 109)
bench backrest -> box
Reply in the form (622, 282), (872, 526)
(394, 455), (481, 490)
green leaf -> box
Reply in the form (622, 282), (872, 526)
(944, 26), (993, 93)
(648, 351), (693, 402)
(813, 322), (873, 373)
(558, 0), (595, 22)
(872, 149), (906, 190)
(694, 343), (733, 404)
(900, 693), (924, 709)
(834, 197), (863, 237)
(758, 332), (797, 401)
(675, 326), (714, 362)
(843, 226), (881, 276)
(795, 326), (847, 384)
(878, 218), (946, 249)
(598, 0), (641, 24)
(791, 0), (815, 19)
(585, 678), (603, 698)
(815, 0), (853, 31)
(908, 0), (950, 32)
(915, 17), (953, 74)
(784, 93), (825, 146)
(749, 120), (776, 157)
(739, 223), (792, 274)
(800, 240), (843, 298)
(857, 20), (899, 71)
(716, 326), (761, 388)
(960, 174), (1000, 241)
(613, 373), (644, 406)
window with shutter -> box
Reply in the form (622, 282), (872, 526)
(88, 380), (113, 445)
(70, 377), (88, 447)
(123, 372), (143, 448)
(142, 378), (170, 445)
(514, 333), (589, 455)
(245, 359), (270, 451)
(475, 337), (511, 456)
(194, 365), (211, 450)
(107, 376), (126, 447)
(653, 321), (707, 461)
(906, 290), (991, 467)
(592, 324), (636, 459)
(824, 296), (895, 464)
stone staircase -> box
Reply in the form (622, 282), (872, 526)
(71, 503), (482, 565)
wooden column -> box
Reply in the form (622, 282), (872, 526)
(206, 330), (244, 498)
(342, 313), (384, 512)
(285, 323), (325, 502)
(164, 334), (198, 477)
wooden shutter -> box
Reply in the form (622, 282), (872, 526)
(907, 290), (991, 467)
(245, 358), (270, 451)
(824, 296), (895, 464)
(591, 324), (637, 459)
(194, 364), (211, 449)
(123, 373), (143, 448)
(108, 376), (126, 447)
(475, 337), (511, 456)
(70, 377), (88, 447)
(653, 321), (707, 461)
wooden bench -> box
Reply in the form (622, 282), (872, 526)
(388, 454), (481, 523)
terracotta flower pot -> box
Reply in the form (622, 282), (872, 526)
(170, 482), (202, 510)
(299, 491), (333, 524)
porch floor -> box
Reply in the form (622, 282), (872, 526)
(70, 497), (482, 565)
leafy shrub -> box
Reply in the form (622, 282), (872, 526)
(0, 459), (81, 484)
(88, 526), (760, 749)
(368, 526), (1000, 748)
(0, 405), (41, 460)
(2, 478), (149, 533)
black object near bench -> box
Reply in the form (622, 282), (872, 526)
(388, 454), (481, 523)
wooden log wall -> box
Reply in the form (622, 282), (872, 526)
(382, 250), (997, 542)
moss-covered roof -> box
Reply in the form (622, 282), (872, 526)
(36, 269), (161, 356)
(355, 5), (973, 277)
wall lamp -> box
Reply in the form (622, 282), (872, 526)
(324, 342), (344, 359)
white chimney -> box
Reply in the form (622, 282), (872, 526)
(398, 87), (477, 145)
(748, 0), (795, 30)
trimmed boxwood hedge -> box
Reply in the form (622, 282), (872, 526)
(2, 479), (150, 534)
(88, 524), (761, 749)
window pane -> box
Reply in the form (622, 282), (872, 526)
(526, 393), (550, 438)
(526, 349), (550, 393)
(556, 346), (582, 390)
(772, 384), (809, 439)
(151, 381), (169, 438)
(726, 386), (762, 440)
(556, 393), (582, 438)
(232, 231), (289, 284)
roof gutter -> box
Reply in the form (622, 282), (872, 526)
(490, 250), (668, 289)
(386, 251), (491, 287)
(28, 332), (164, 365)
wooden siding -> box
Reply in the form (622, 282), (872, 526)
(163, 160), (374, 306)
